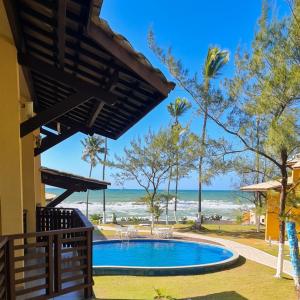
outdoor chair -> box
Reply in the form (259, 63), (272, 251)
(154, 227), (173, 239)
(127, 225), (139, 238)
(115, 225), (129, 239)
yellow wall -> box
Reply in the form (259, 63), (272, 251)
(265, 173), (300, 241)
(292, 168), (300, 183)
(0, 36), (23, 235)
(265, 191), (280, 240)
(21, 133), (36, 233)
(0, 1), (43, 236)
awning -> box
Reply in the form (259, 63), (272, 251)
(41, 167), (110, 207)
(4, 0), (175, 155)
(240, 177), (293, 192)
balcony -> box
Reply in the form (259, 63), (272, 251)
(0, 207), (93, 300)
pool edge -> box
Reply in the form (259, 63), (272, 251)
(92, 239), (240, 276)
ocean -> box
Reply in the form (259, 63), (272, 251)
(46, 188), (253, 221)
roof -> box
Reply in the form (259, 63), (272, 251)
(41, 167), (110, 192)
(287, 154), (300, 169)
(240, 177), (293, 192)
(292, 161), (300, 169)
(4, 0), (175, 141)
(45, 192), (56, 201)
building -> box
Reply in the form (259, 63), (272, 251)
(0, 0), (175, 298)
(241, 158), (300, 241)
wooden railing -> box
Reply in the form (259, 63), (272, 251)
(0, 237), (8, 300)
(3, 207), (93, 300)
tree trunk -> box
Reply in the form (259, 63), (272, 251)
(197, 106), (208, 227)
(174, 160), (179, 223)
(275, 150), (288, 278)
(286, 221), (300, 295)
(86, 164), (93, 218)
(102, 137), (107, 224)
(255, 119), (261, 233)
(151, 212), (154, 234)
(166, 167), (172, 225)
(150, 196), (155, 235)
(256, 192), (263, 233)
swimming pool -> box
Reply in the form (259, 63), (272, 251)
(93, 239), (239, 275)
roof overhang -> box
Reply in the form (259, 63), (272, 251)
(41, 167), (110, 192)
(41, 166), (110, 207)
(240, 177), (293, 192)
(4, 0), (175, 154)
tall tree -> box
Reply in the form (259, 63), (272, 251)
(81, 135), (105, 218)
(149, 33), (229, 225)
(148, 0), (300, 278)
(113, 129), (176, 233)
(102, 137), (108, 224)
(197, 48), (229, 225)
(167, 97), (191, 223)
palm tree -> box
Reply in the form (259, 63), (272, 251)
(81, 135), (105, 218)
(197, 47), (229, 225)
(102, 137), (108, 223)
(167, 97), (191, 223)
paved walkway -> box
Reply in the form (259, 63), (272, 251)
(96, 225), (293, 276)
(173, 231), (292, 276)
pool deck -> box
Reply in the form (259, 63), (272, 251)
(94, 225), (293, 276)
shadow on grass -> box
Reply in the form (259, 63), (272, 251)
(93, 229), (108, 241)
(176, 226), (265, 241)
(94, 291), (248, 300)
(178, 291), (249, 299)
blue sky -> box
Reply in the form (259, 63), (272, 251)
(42, 0), (290, 190)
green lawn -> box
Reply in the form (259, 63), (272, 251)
(189, 224), (290, 260)
(93, 259), (295, 299)
(93, 224), (293, 299)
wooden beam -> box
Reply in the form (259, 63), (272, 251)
(57, 116), (116, 139)
(18, 53), (118, 106)
(87, 21), (175, 97)
(86, 70), (119, 128)
(20, 92), (93, 137)
(34, 127), (78, 156)
(46, 189), (74, 207)
(40, 127), (57, 137)
(3, 0), (24, 51)
(86, 102), (104, 128)
(57, 0), (67, 68)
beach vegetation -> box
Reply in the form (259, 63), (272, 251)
(167, 97), (191, 223)
(89, 213), (102, 224)
(148, 0), (300, 283)
(113, 129), (176, 233)
(149, 35), (230, 229)
(81, 134), (106, 217)
(101, 137), (108, 224)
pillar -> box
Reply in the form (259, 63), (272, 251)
(0, 37), (23, 235)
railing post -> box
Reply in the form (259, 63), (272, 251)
(54, 233), (62, 293)
(6, 239), (15, 300)
(46, 235), (54, 296)
(84, 229), (93, 299)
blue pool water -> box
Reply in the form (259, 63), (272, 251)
(93, 240), (234, 267)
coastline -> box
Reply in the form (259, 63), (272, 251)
(46, 188), (253, 221)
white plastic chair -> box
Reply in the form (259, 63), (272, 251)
(115, 226), (128, 239)
(127, 225), (138, 238)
